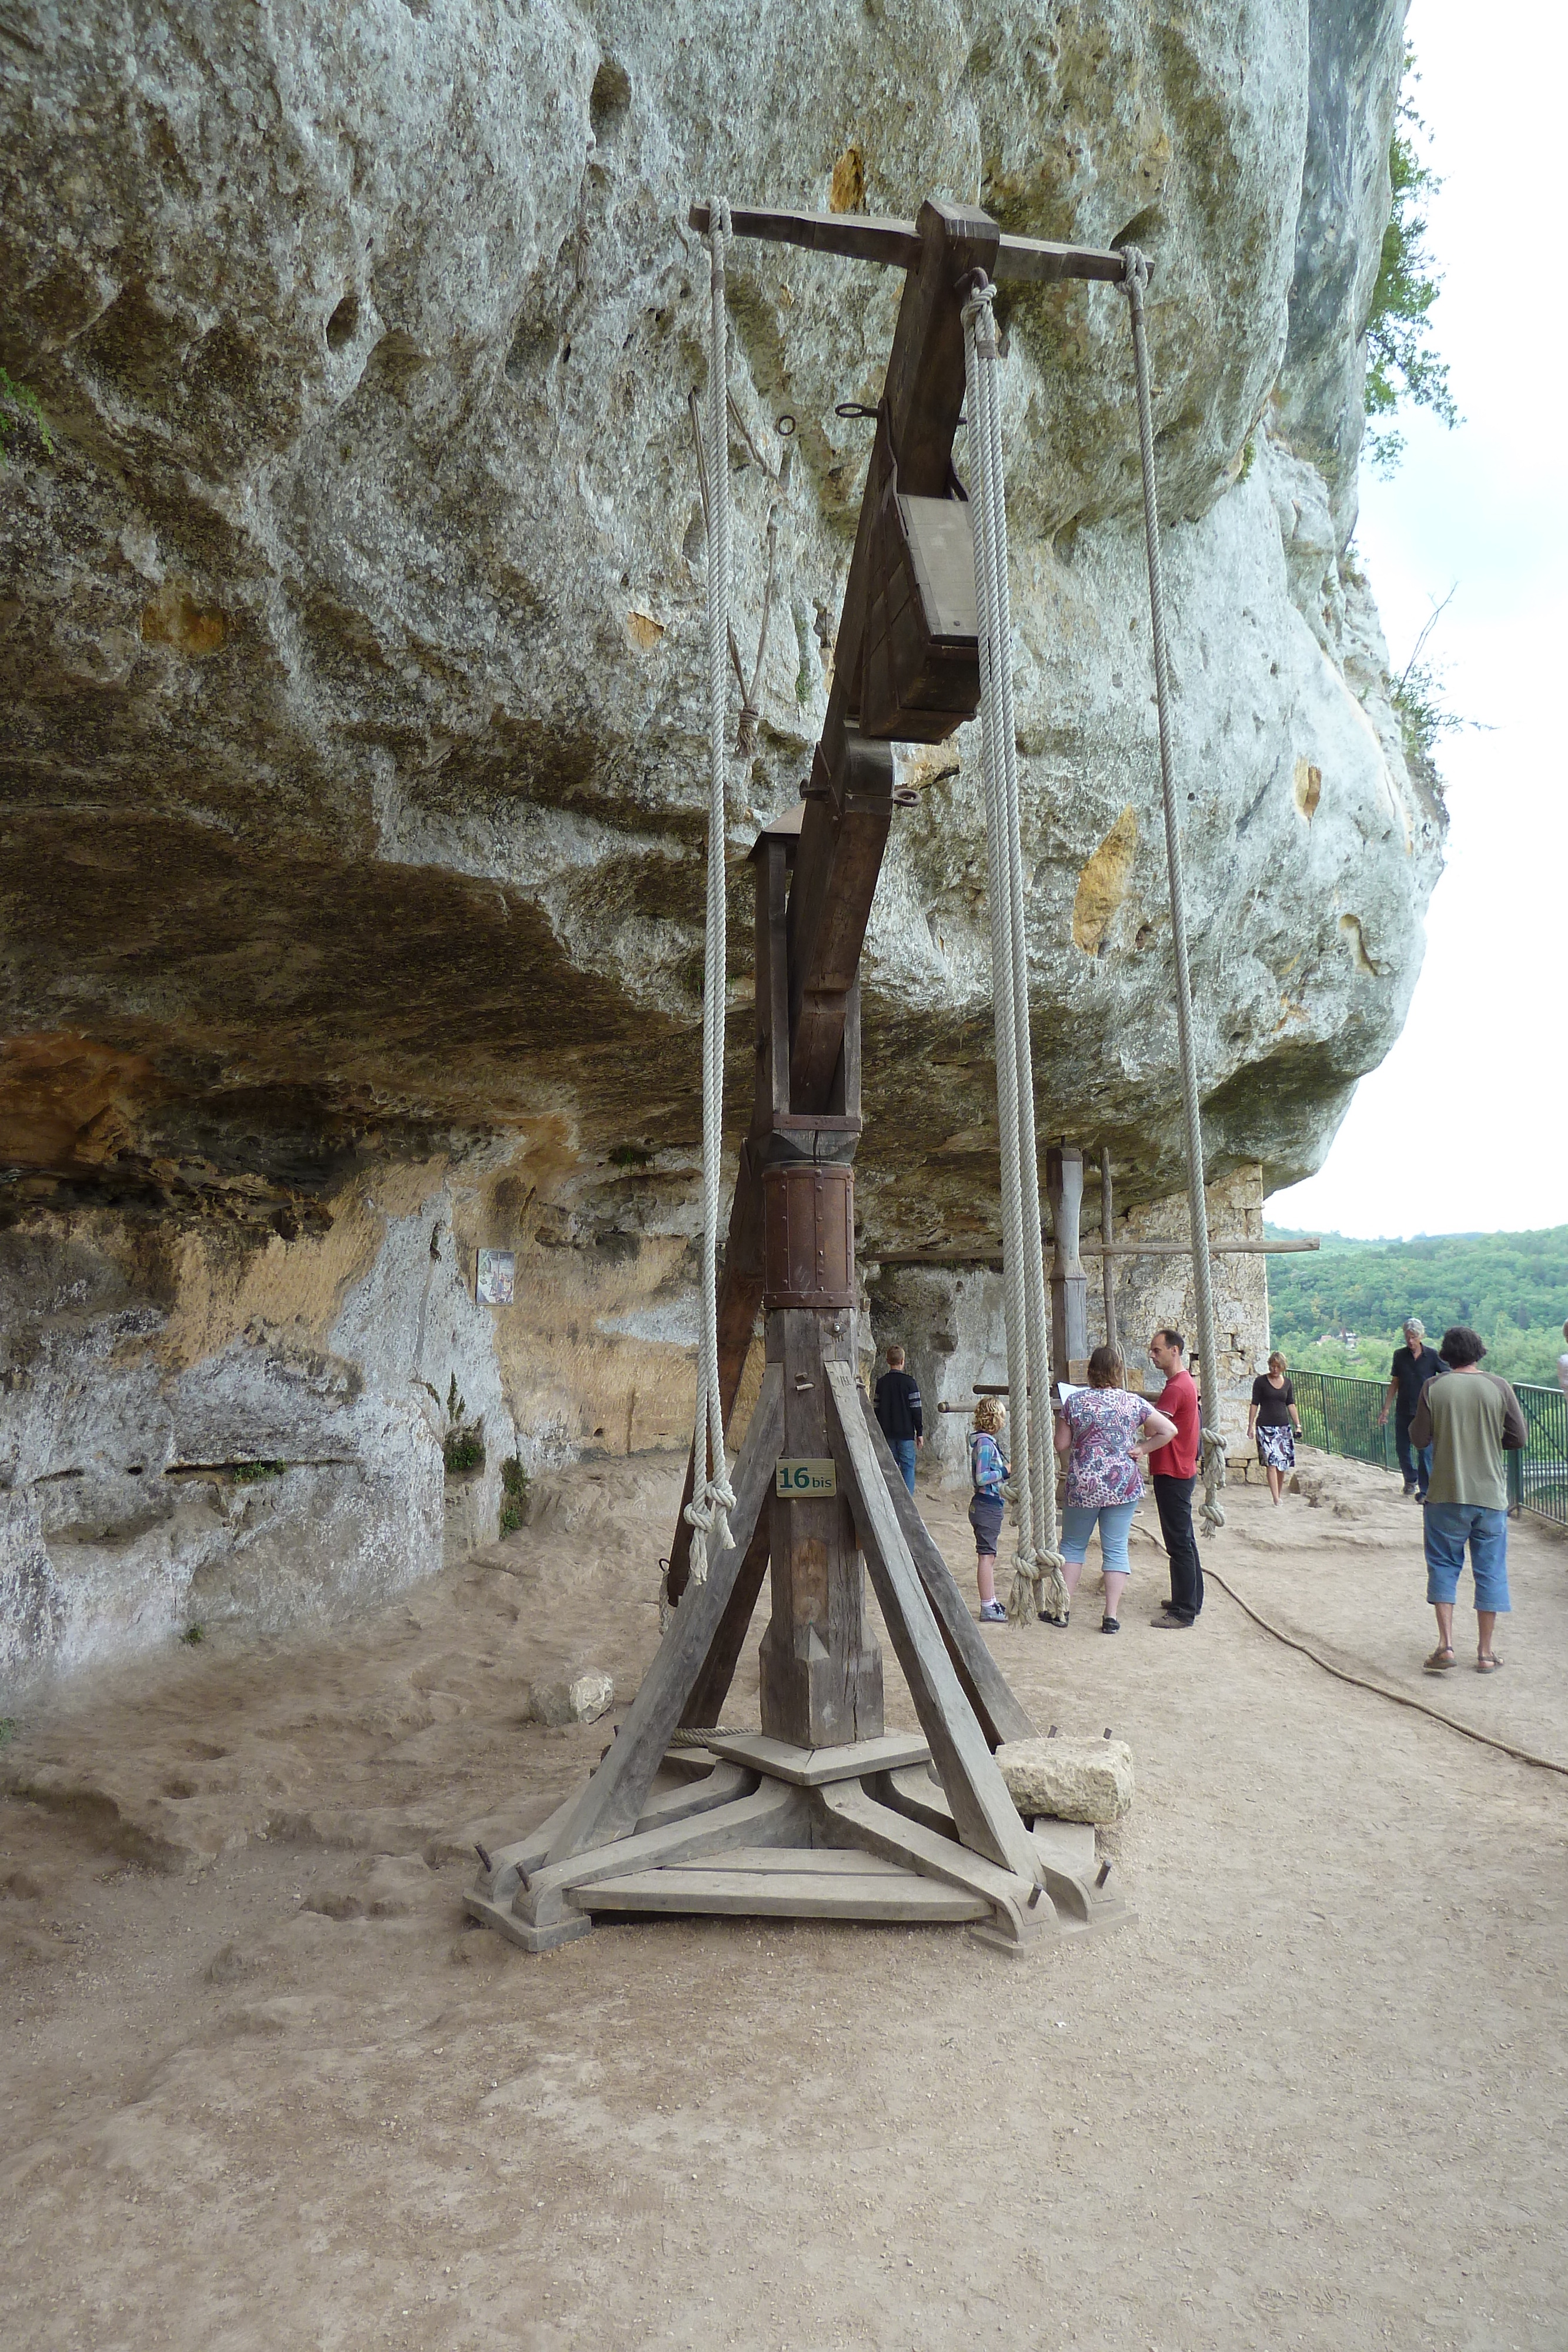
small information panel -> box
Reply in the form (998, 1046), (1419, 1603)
(775, 1456), (837, 1499)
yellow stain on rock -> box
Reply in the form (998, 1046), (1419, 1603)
(141, 579), (228, 657)
(1072, 804), (1139, 954)
(625, 610), (664, 651)
(1293, 757), (1322, 819)
(829, 145), (865, 213)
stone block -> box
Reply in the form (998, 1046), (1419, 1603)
(995, 1735), (1134, 1825)
(524, 1670), (614, 1728)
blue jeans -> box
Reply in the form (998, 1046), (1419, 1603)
(1424, 1502), (1510, 1612)
(1395, 1408), (1433, 1496)
(1061, 1500), (1138, 1577)
(890, 1437), (917, 1495)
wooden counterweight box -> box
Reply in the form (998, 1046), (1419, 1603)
(860, 423), (980, 743)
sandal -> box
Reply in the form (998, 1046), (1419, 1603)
(1423, 1646), (1457, 1672)
(1101, 1616), (1120, 1634)
(1038, 1609), (1069, 1629)
(1476, 1653), (1503, 1673)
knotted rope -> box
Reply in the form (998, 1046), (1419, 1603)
(962, 278), (1067, 1628)
(683, 196), (738, 1588)
(1121, 247), (1228, 1524)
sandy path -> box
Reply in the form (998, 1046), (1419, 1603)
(4, 1451), (1566, 2351)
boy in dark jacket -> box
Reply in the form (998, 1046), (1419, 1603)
(874, 1345), (924, 1495)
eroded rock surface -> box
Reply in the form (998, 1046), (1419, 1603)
(0, 0), (1440, 1686)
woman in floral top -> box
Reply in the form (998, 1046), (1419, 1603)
(1049, 1343), (1176, 1634)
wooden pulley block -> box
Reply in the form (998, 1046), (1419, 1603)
(860, 413), (979, 744)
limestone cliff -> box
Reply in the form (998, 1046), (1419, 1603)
(0, 0), (1438, 1689)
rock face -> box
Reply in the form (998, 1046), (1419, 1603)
(0, 0), (1440, 1689)
(997, 1735), (1135, 1826)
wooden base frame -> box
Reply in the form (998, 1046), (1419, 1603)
(464, 1364), (1129, 1952)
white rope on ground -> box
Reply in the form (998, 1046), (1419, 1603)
(1120, 246), (1228, 1534)
(682, 196), (738, 1592)
(962, 279), (1068, 1628)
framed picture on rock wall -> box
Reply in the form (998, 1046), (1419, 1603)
(476, 1250), (515, 1307)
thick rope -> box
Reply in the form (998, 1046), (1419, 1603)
(1206, 1566), (1568, 1779)
(1121, 248), (1227, 1532)
(683, 197), (737, 1588)
(962, 280), (1066, 1626)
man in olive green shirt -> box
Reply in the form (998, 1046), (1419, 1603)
(1410, 1326), (1527, 1675)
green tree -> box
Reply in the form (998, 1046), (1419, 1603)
(1364, 51), (1459, 475)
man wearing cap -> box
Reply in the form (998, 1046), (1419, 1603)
(1378, 1317), (1446, 1501)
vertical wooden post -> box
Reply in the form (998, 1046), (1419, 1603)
(757, 1175), (883, 1745)
(1099, 1145), (1118, 1356)
(1046, 1145), (1088, 1377)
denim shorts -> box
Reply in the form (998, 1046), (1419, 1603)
(969, 1493), (1004, 1556)
(1061, 1500), (1137, 1576)
(1424, 1501), (1510, 1612)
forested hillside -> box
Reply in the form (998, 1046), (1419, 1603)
(1267, 1227), (1568, 1385)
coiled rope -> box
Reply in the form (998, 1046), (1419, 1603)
(1121, 248), (1227, 1532)
(962, 277), (1068, 1628)
(683, 196), (738, 1591)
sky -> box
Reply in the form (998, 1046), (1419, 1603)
(1265, 0), (1568, 1242)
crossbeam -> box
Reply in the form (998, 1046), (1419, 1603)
(688, 203), (1127, 286)
(875, 1237), (1320, 1267)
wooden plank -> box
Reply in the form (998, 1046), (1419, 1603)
(995, 232), (1126, 285)
(824, 1361), (1042, 1883)
(523, 1782), (808, 1923)
(678, 1845), (912, 1875)
(544, 1368), (785, 1866)
(704, 1729), (931, 1786)
(817, 1780), (1047, 1942)
(1084, 1238), (1322, 1257)
(854, 1391), (1035, 1746)
(469, 1761), (755, 1906)
(754, 834), (791, 1131)
(576, 1865), (987, 1922)
(688, 203), (921, 268)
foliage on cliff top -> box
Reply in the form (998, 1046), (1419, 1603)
(1268, 1225), (1568, 1386)
(1364, 49), (1458, 475)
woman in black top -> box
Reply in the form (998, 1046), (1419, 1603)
(1248, 1351), (1302, 1504)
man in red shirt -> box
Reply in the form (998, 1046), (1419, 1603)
(1145, 1327), (1203, 1627)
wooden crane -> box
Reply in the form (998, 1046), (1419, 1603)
(467, 199), (1132, 1953)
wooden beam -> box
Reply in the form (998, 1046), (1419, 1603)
(854, 1389), (1035, 1747)
(872, 1236), (1320, 1266)
(687, 203), (1126, 286)
(786, 199), (999, 1114)
(544, 1367), (785, 1866)
(688, 202), (921, 268)
(824, 1361), (1042, 1882)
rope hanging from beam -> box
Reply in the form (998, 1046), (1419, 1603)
(1121, 248), (1228, 1533)
(961, 276), (1068, 1627)
(683, 196), (738, 1589)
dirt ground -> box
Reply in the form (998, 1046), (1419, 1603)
(4, 1448), (1566, 2352)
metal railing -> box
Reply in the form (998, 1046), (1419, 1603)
(1289, 1368), (1568, 1532)
(1289, 1370), (1399, 1474)
(1509, 1381), (1568, 1532)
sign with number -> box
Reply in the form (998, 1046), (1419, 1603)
(775, 1456), (837, 1498)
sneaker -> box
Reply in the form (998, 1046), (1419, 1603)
(979, 1599), (1007, 1623)
(1402, 1484), (1416, 1497)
